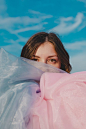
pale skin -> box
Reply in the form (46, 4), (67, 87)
(32, 41), (61, 69)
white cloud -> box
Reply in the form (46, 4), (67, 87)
(29, 10), (42, 15)
(78, 23), (86, 30)
(78, 16), (86, 31)
(0, 16), (44, 32)
(0, 34), (28, 56)
(78, 0), (86, 3)
(0, 9), (52, 53)
(77, 0), (86, 6)
(15, 35), (28, 43)
(64, 40), (86, 50)
(71, 51), (86, 73)
(49, 13), (84, 35)
(0, 10), (52, 35)
(13, 23), (47, 34)
(1, 42), (23, 57)
(0, 9), (52, 54)
(29, 9), (53, 19)
(0, 0), (7, 16)
(64, 40), (86, 73)
(4, 35), (28, 44)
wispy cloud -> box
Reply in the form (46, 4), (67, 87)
(0, 10), (53, 35)
(49, 13), (84, 35)
(0, 0), (7, 16)
(0, 8), (52, 55)
(65, 40), (86, 50)
(4, 34), (28, 44)
(29, 10), (42, 15)
(0, 34), (29, 56)
(64, 40), (86, 72)
(13, 23), (47, 34)
(0, 9), (53, 52)
(77, 0), (86, 6)
(71, 51), (86, 73)
(78, 15), (86, 30)
(1, 43), (23, 57)
(0, 16), (45, 33)
(1, 37), (24, 56)
(29, 9), (53, 19)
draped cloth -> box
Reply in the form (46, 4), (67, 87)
(28, 72), (86, 129)
(0, 48), (65, 129)
(0, 48), (86, 129)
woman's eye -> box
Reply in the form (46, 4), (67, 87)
(51, 59), (56, 62)
(32, 58), (38, 61)
(48, 59), (57, 64)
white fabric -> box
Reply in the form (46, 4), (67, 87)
(0, 48), (65, 129)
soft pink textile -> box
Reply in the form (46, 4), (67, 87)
(27, 72), (86, 129)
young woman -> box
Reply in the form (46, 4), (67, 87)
(21, 32), (72, 73)
(0, 32), (86, 129)
(20, 32), (86, 129)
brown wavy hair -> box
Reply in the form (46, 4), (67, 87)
(21, 32), (72, 73)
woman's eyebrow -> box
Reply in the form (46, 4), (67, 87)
(48, 55), (58, 58)
(33, 55), (40, 58)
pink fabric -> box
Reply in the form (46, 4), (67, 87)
(27, 71), (86, 129)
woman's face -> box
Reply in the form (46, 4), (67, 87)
(32, 41), (61, 68)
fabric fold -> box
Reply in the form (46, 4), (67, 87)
(0, 48), (65, 129)
(28, 72), (86, 129)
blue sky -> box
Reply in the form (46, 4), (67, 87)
(0, 0), (86, 73)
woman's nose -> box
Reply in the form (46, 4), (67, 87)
(40, 59), (47, 64)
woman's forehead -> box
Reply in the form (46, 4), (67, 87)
(36, 41), (56, 51)
(35, 41), (58, 56)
